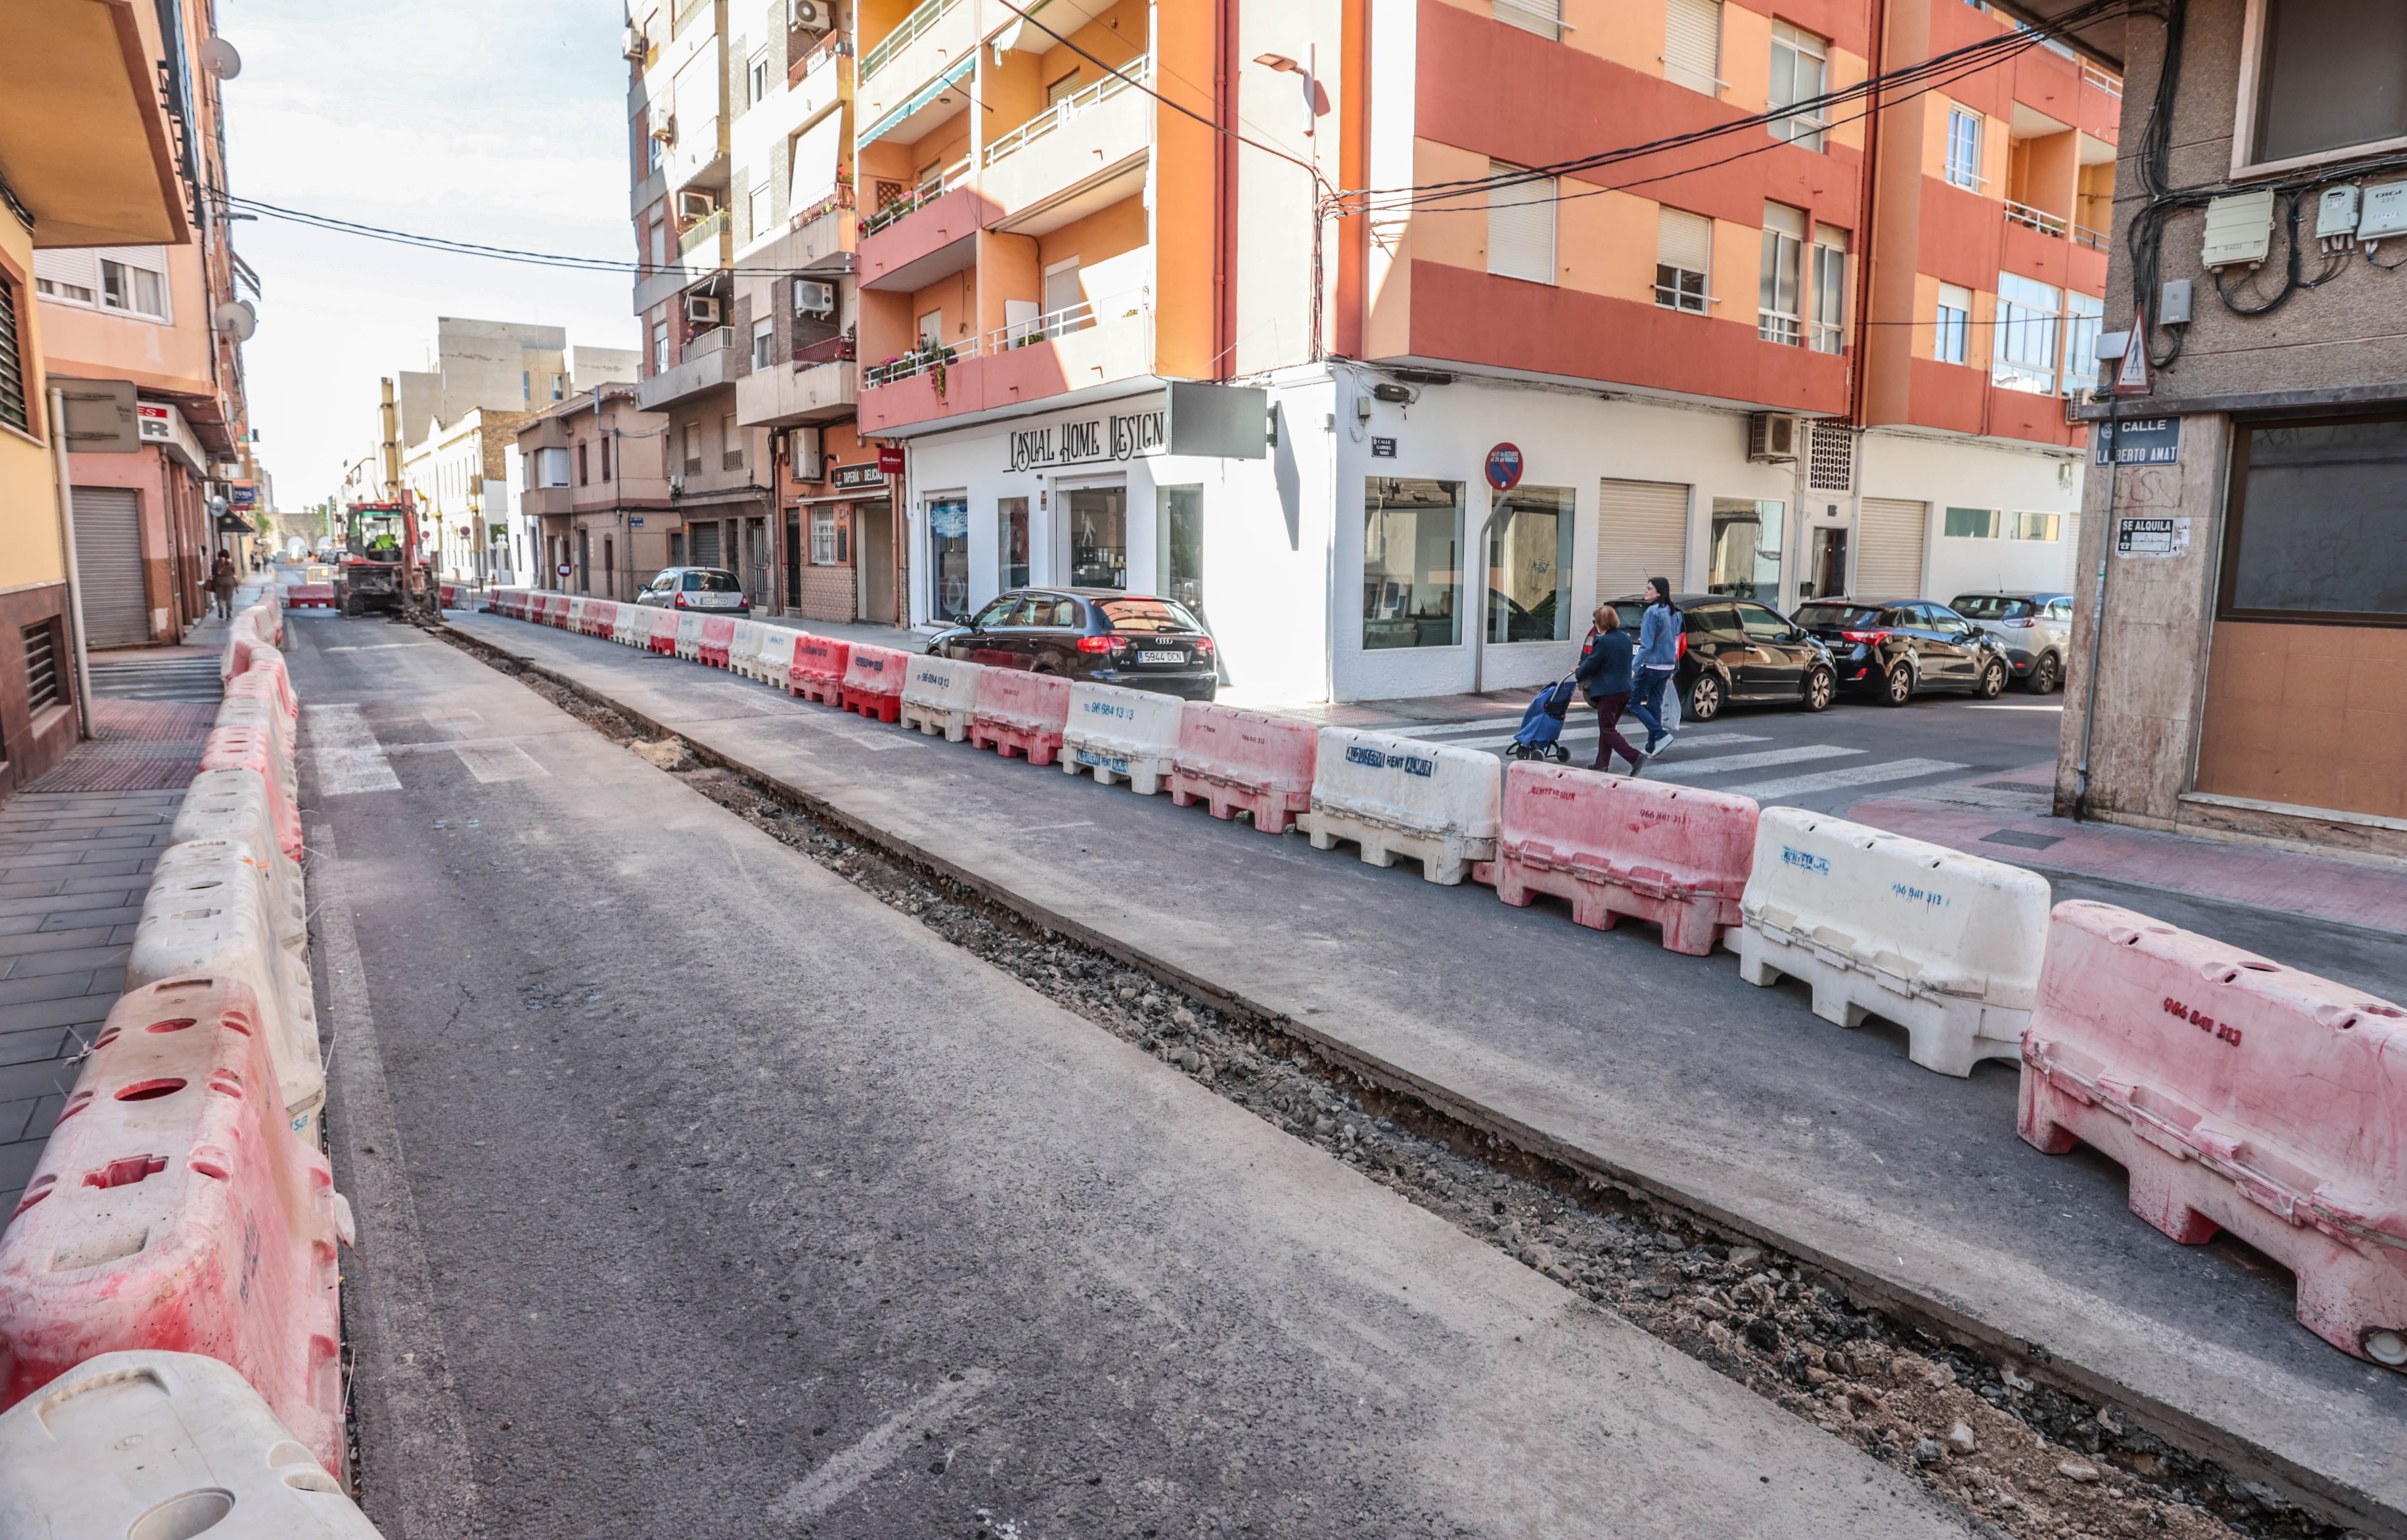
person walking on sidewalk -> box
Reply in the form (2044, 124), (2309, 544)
(1628, 577), (1681, 757)
(208, 550), (239, 621)
(1573, 605), (1646, 775)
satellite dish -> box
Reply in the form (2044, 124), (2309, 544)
(211, 300), (257, 341)
(200, 37), (241, 79)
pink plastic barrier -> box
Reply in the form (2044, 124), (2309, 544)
(439, 583), (460, 608)
(840, 644), (906, 723)
(2021, 900), (2407, 1368)
(699, 616), (736, 668)
(792, 633), (849, 704)
(1473, 764), (1757, 957)
(1169, 704), (1317, 835)
(0, 978), (351, 1470)
(199, 727), (300, 862)
(221, 625), (269, 683)
(969, 669), (1072, 764)
(283, 584), (335, 609)
(237, 645), (298, 720)
(587, 600), (621, 638)
(645, 608), (677, 655)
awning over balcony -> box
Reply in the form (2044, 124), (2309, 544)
(858, 55), (974, 149)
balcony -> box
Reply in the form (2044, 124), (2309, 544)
(981, 60), (1152, 232)
(633, 210), (731, 316)
(637, 325), (736, 411)
(860, 292), (1152, 433)
(736, 347), (858, 427)
(522, 486), (577, 518)
(858, 169), (986, 293)
(858, 0), (971, 109)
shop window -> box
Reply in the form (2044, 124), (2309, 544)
(1944, 506), (2003, 538)
(1363, 478), (1464, 650)
(2243, 0), (2407, 169)
(1000, 496), (1030, 591)
(2223, 415), (2407, 622)
(1156, 486), (1202, 610)
(1935, 283), (1972, 365)
(1067, 487), (1127, 589)
(2010, 512), (2061, 541)
(1708, 498), (1785, 600)
(1488, 486), (1574, 642)
(929, 497), (969, 617)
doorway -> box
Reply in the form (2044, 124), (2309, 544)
(603, 536), (616, 597)
(928, 496), (969, 619)
(858, 501), (896, 623)
(1805, 527), (1849, 600)
(577, 529), (591, 594)
(784, 508), (802, 609)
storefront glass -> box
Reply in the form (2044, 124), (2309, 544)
(1157, 485), (1203, 609)
(929, 497), (969, 618)
(1708, 498), (1785, 602)
(1067, 487), (1127, 589)
(1363, 478), (1463, 649)
(1000, 496), (1030, 590)
(1488, 486), (1574, 642)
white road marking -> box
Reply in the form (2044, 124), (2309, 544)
(322, 643), (427, 653)
(767, 1368), (995, 1522)
(1010, 820), (1096, 834)
(1649, 743), (1862, 779)
(422, 708), (484, 735)
(1409, 721), (1771, 751)
(302, 703), (402, 794)
(452, 743), (549, 782)
(1951, 703), (2063, 712)
(1724, 757), (1971, 799)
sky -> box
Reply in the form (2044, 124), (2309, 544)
(219, 0), (642, 510)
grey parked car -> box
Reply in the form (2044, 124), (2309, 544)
(1949, 592), (2072, 693)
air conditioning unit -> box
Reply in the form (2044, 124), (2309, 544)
(650, 116), (675, 144)
(676, 189), (716, 222)
(1746, 412), (1801, 463)
(685, 294), (721, 325)
(621, 26), (647, 60)
(668, 474), (686, 495)
(788, 0), (829, 28)
(793, 278), (836, 317)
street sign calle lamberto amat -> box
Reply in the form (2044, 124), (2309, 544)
(2093, 416), (2180, 467)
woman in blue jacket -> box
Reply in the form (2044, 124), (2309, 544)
(1629, 577), (1681, 755)
(1572, 604), (1645, 774)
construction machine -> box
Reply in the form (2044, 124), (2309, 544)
(333, 497), (437, 620)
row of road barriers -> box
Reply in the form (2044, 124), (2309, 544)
(0, 600), (388, 1532)
(482, 590), (2407, 1374)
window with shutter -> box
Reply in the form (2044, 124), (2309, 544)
(0, 273), (25, 435)
(1491, 0), (1561, 39)
(1664, 0), (1722, 95)
(1487, 160), (1556, 285)
(1769, 21), (1829, 150)
(1759, 202), (1806, 346)
(1935, 283), (1972, 365)
(1596, 479), (1691, 603)
(1811, 223), (1848, 352)
(1654, 207), (1712, 313)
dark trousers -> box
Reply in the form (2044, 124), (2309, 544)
(1586, 691), (1643, 771)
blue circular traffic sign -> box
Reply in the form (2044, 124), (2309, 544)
(1485, 443), (1524, 491)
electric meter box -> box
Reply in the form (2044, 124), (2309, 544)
(2357, 180), (2407, 242)
(2316, 183), (2362, 239)
(2200, 189), (2277, 267)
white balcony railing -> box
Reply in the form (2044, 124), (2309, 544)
(2073, 223), (2109, 253)
(2004, 199), (2067, 239)
(2082, 61), (2122, 98)
(864, 334), (981, 389)
(678, 206), (729, 255)
(859, 0), (960, 83)
(986, 289), (1149, 352)
(861, 157), (971, 236)
(984, 59), (1151, 168)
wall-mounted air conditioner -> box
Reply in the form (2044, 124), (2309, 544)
(676, 189), (716, 222)
(1746, 412), (1801, 463)
(793, 279), (836, 317)
(685, 294), (721, 325)
(621, 26), (647, 60)
(788, 0), (829, 29)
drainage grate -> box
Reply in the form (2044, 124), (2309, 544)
(1980, 828), (2064, 851)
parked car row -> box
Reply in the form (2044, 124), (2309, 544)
(1604, 591), (2071, 722)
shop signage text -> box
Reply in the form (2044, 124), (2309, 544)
(1004, 407), (1166, 472)
(831, 462), (885, 490)
(2093, 417), (2180, 467)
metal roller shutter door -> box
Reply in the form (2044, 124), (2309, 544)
(71, 486), (147, 647)
(1596, 479), (1690, 605)
(1855, 497), (1928, 598)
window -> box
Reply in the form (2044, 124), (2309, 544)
(1993, 272), (2060, 394)
(2063, 293), (2105, 391)
(748, 181), (772, 241)
(653, 320), (670, 372)
(1664, 0), (1723, 95)
(1364, 479), (1464, 649)
(749, 52), (770, 105)
(918, 309), (944, 345)
(1935, 282), (1972, 364)
(722, 412), (742, 471)
(811, 505), (842, 564)
(0, 273), (25, 434)
(1067, 487), (1127, 588)
(2011, 512), (2062, 541)
(2246, 0), (2407, 168)
(1769, 21), (1829, 151)
(1759, 202), (1806, 345)
(1708, 499), (1784, 599)
(1810, 224), (1848, 352)
(578, 441), (590, 485)
(1488, 486), (1574, 642)
(601, 436), (613, 481)
(1655, 207), (1712, 312)
(1945, 108), (1984, 189)
(1492, 0), (1561, 39)
(1156, 487), (1202, 609)
(1488, 160), (1557, 285)
(650, 218), (668, 269)
(100, 259), (166, 319)
(550, 373), (566, 401)
(669, 531), (686, 565)
(752, 318), (774, 370)
(1047, 69), (1082, 106)
(1043, 258), (1081, 319)
(22, 620), (61, 714)
(1000, 495), (1031, 590)
(1738, 603), (1797, 641)
(682, 422), (701, 472)
(1944, 506), (2002, 538)
(2225, 415), (2407, 622)
(523, 370), (531, 402)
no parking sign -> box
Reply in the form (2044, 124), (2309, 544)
(1485, 443), (1524, 491)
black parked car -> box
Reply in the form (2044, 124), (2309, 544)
(1792, 598), (2012, 705)
(927, 588), (1218, 701)
(1603, 593), (1836, 723)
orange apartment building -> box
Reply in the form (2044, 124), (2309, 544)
(34, 0), (256, 651)
(637, 0), (2118, 701)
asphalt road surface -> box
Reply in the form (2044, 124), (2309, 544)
(290, 613), (1979, 1540)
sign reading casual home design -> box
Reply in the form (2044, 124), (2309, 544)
(2115, 516), (2190, 557)
(2093, 417), (2181, 467)
(1003, 405), (1166, 472)
(831, 461), (885, 490)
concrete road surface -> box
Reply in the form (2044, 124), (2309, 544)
(290, 617), (1977, 1540)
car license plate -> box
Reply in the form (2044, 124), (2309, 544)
(1138, 650), (1186, 664)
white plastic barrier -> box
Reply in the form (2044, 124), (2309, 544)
(1734, 806), (2051, 1076)
(612, 603), (644, 647)
(1061, 681), (1184, 794)
(0, 1350), (383, 1536)
(214, 691), (295, 768)
(127, 842), (324, 1138)
(1295, 727), (1501, 885)
(674, 610), (703, 661)
(900, 654), (983, 742)
(218, 608), (263, 681)
(729, 620), (764, 680)
(170, 769), (303, 954)
(754, 625), (796, 690)
(153, 835), (302, 961)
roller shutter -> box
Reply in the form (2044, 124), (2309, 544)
(71, 487), (148, 647)
(2061, 513), (2083, 588)
(1855, 497), (1928, 598)
(1596, 479), (1690, 606)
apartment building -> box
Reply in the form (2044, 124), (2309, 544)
(831, 0), (2116, 704)
(514, 384), (673, 596)
(35, 0), (255, 651)
(2017, 0), (2407, 858)
(0, 0), (195, 791)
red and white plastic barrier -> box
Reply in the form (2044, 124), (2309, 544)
(612, 602), (644, 647)
(645, 607), (678, 655)
(1168, 704), (1317, 835)
(282, 584), (336, 609)
(674, 611), (704, 662)
(1476, 765), (1757, 955)
(840, 644), (906, 722)
(970, 669), (1071, 764)
(0, 979), (352, 1471)
(1296, 727), (1500, 885)
(699, 615), (737, 668)
(728, 621), (763, 679)
(1061, 682), (1183, 793)
(214, 689), (294, 770)
(241, 600), (283, 648)
(0, 1350), (384, 1532)
(235, 646), (298, 720)
(901, 655), (983, 742)
(2021, 901), (2407, 1367)
(439, 583), (460, 608)
(198, 727), (300, 863)
(170, 776), (304, 958)
(792, 633), (850, 705)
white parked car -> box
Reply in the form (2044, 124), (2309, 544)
(1949, 592), (2072, 693)
(634, 566), (751, 615)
